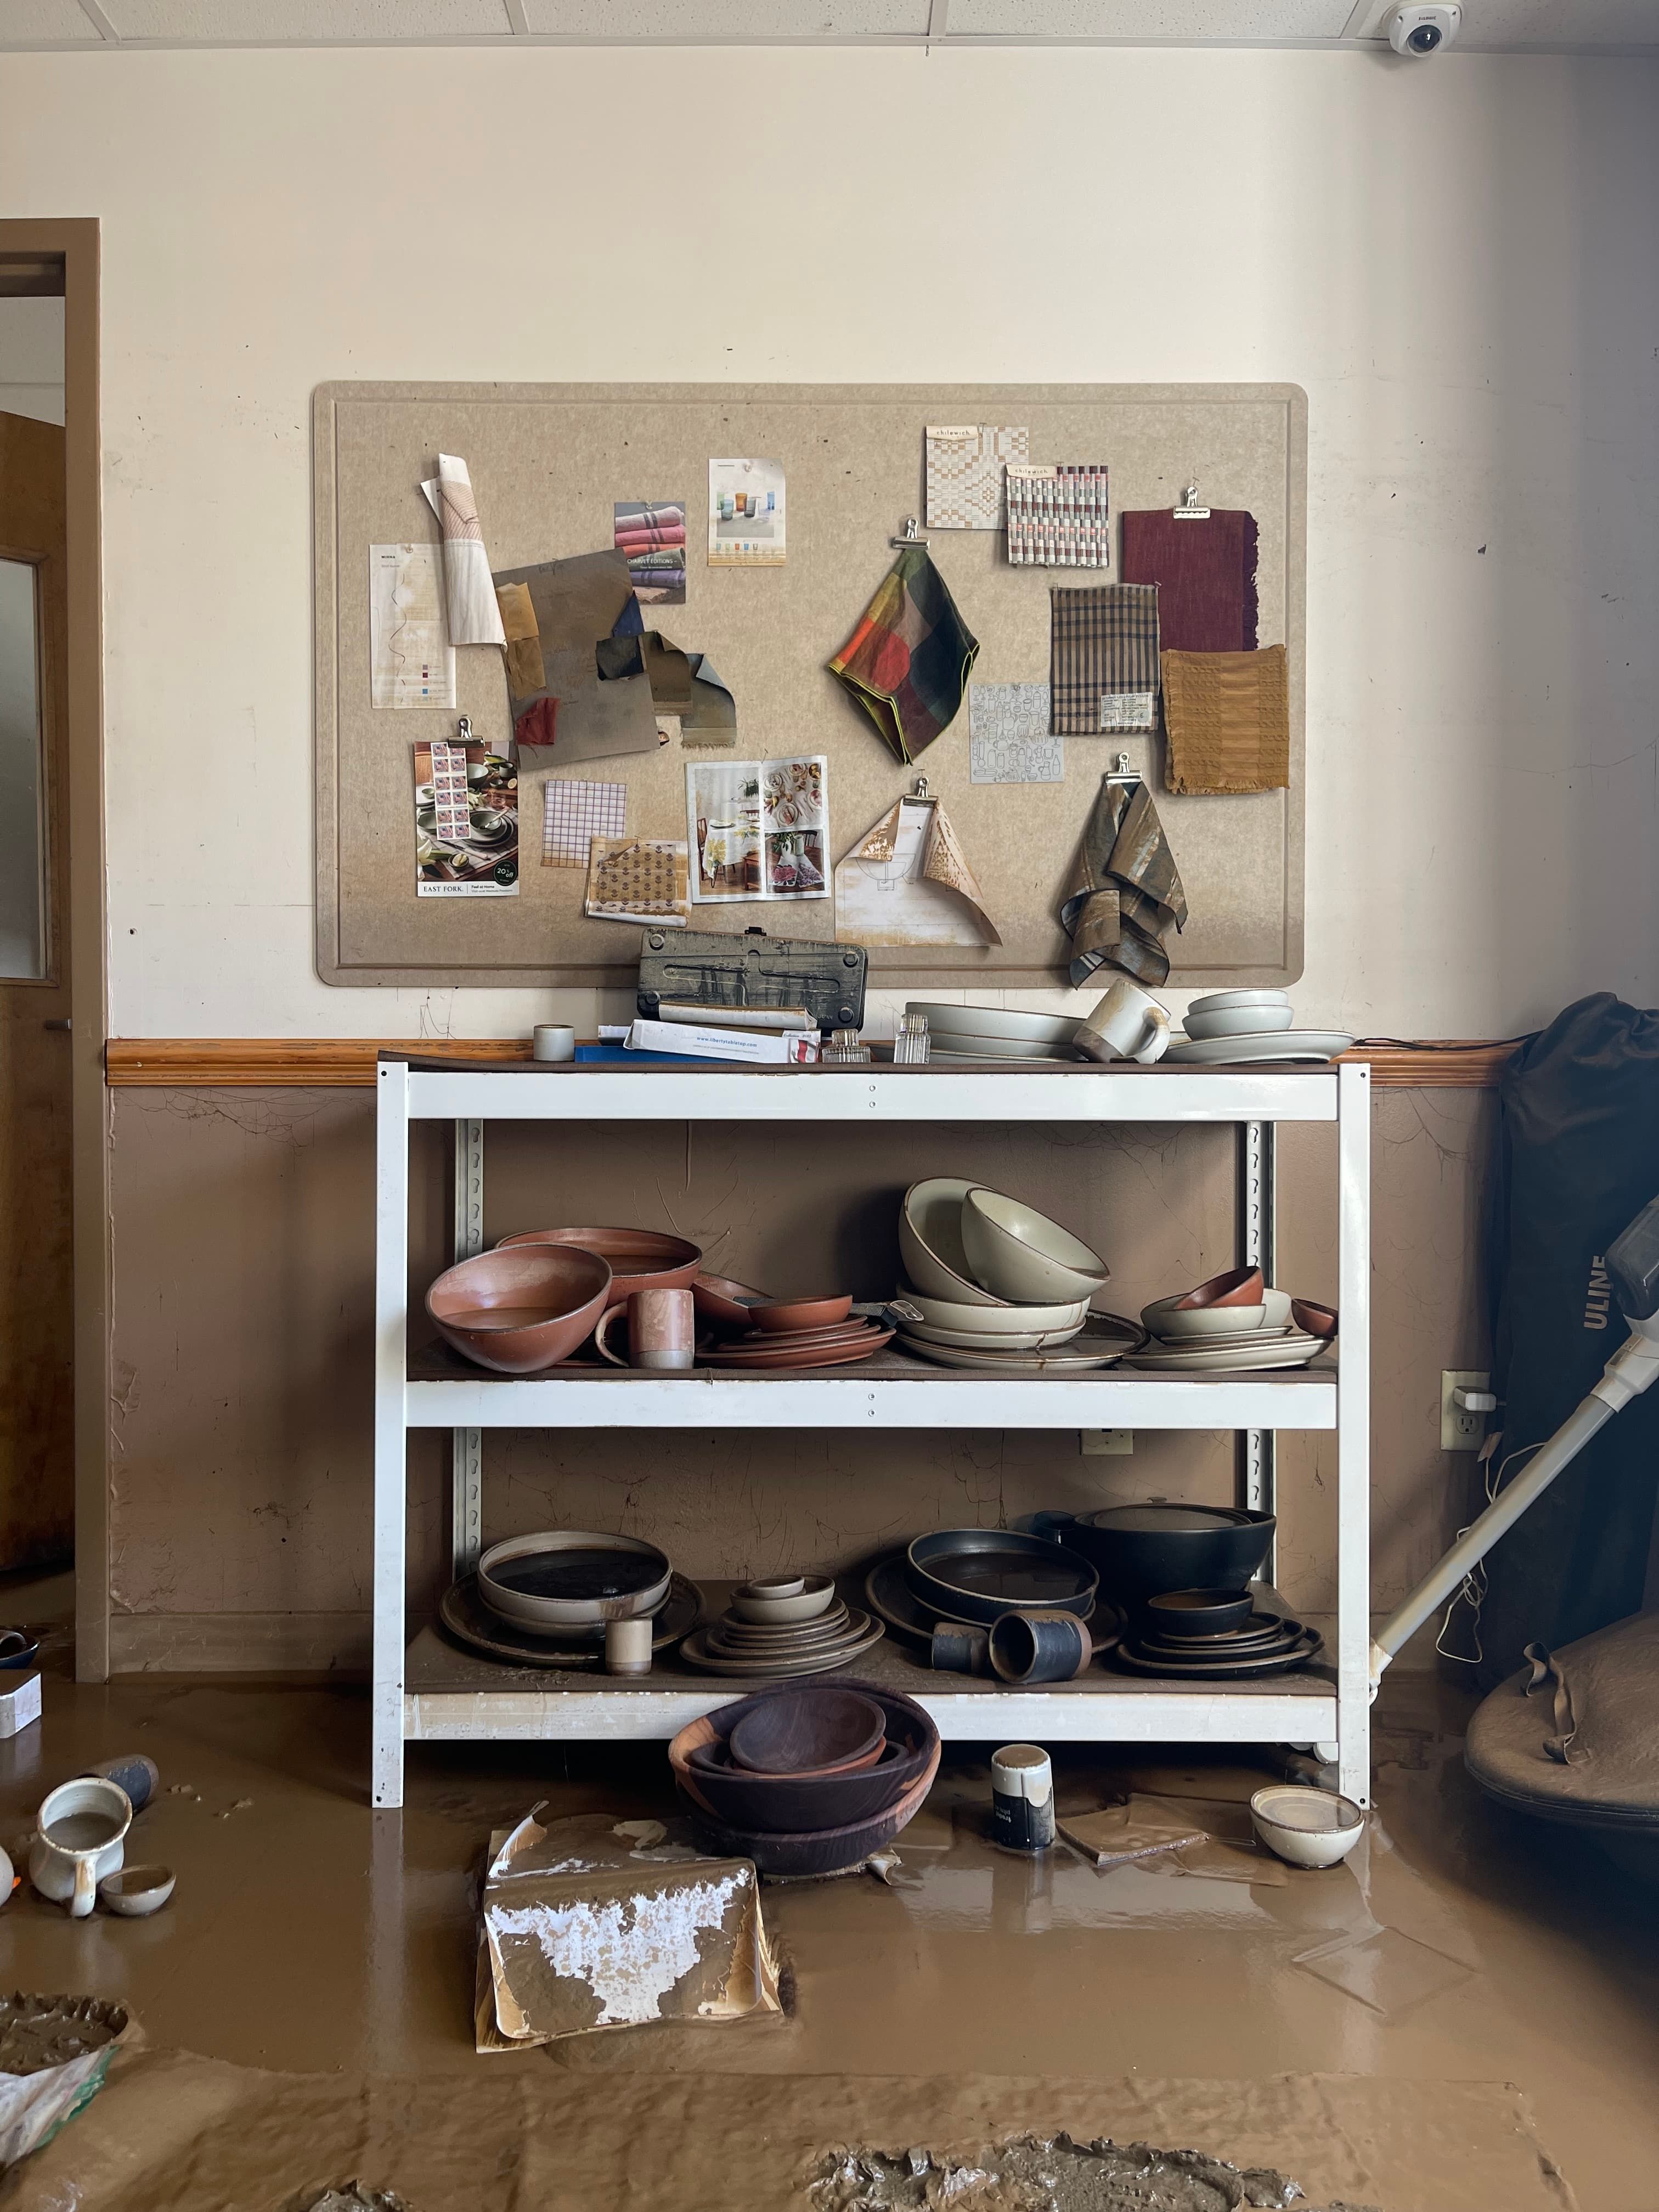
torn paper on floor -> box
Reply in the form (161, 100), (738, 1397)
(834, 795), (1001, 947)
(477, 1812), (781, 2050)
(419, 453), (505, 646)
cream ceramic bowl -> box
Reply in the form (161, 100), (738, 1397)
(1250, 1785), (1364, 1868)
(889, 1303), (1087, 1352)
(908, 1004), (1081, 1052)
(1187, 989), (1291, 1017)
(731, 1575), (836, 1624)
(899, 1178), (1010, 1309)
(1182, 1004), (1296, 1041)
(961, 1188), (1110, 1305)
(1141, 1298), (1271, 1339)
(895, 1286), (1091, 1335)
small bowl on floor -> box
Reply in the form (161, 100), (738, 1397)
(1250, 1785), (1364, 1868)
(99, 1864), (175, 1916)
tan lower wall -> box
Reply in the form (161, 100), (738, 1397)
(106, 1086), (1495, 1672)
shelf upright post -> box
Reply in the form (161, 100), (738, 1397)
(1335, 1061), (1373, 1805)
(452, 1118), (484, 1578)
(373, 1059), (412, 1809)
(1239, 1119), (1277, 1578)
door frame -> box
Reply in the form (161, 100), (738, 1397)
(0, 221), (106, 1679)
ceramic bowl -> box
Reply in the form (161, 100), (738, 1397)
(496, 1227), (703, 1308)
(1143, 1589), (1255, 1639)
(899, 1178), (1010, 1309)
(1166, 1265), (1265, 1311)
(907, 1004), (1081, 1052)
(98, 1864), (174, 1916)
(728, 1685), (885, 1774)
(1187, 989), (1291, 1016)
(731, 1575), (836, 1624)
(426, 1245), (614, 1374)
(961, 1188), (1110, 1305)
(1182, 1003), (1296, 1041)
(691, 1273), (772, 1331)
(1250, 1784), (1365, 1868)
(1141, 1299), (1270, 1340)
(907, 1527), (1098, 1626)
(1037, 1504), (1276, 1604)
(477, 1530), (672, 1630)
(894, 1286), (1091, 1335)
(1293, 1299), (1339, 1339)
(889, 1304), (1087, 1352)
(748, 1295), (854, 1335)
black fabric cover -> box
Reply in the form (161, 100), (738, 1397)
(1472, 993), (1659, 1690)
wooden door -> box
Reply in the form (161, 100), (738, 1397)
(0, 410), (72, 1568)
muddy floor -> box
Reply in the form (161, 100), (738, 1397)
(1, 1568), (1656, 2209)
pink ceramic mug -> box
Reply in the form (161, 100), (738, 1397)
(629, 1288), (695, 1371)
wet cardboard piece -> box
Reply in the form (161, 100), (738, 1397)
(1059, 1793), (1290, 1886)
(476, 1814), (780, 2050)
(3, 2055), (1577, 2212)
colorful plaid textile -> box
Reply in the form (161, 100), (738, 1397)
(1048, 584), (1160, 736)
(1059, 773), (1187, 989)
(828, 545), (979, 766)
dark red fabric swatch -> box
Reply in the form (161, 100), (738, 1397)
(1119, 509), (1259, 654)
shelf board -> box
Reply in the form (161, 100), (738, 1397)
(403, 1340), (1338, 1430)
(403, 1621), (1337, 1745)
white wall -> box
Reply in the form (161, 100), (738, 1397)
(0, 44), (1654, 1041)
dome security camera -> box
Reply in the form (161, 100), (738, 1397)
(1387, 2), (1461, 52)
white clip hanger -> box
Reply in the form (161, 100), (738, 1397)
(1103, 752), (1142, 786)
(891, 516), (930, 548)
(1173, 480), (1210, 520)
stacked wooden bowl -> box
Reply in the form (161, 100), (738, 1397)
(670, 1681), (941, 1875)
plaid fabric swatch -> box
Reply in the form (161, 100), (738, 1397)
(1059, 773), (1187, 989)
(1048, 584), (1160, 736)
(541, 778), (626, 867)
(828, 544), (979, 766)
(1161, 644), (1289, 794)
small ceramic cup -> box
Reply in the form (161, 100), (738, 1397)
(629, 1288), (695, 1372)
(930, 1623), (992, 1674)
(605, 1618), (653, 1676)
(1074, 978), (1171, 1065)
(532, 1025), (576, 1064)
(30, 1776), (131, 1918)
(988, 1609), (1093, 1684)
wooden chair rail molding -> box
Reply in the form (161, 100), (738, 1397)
(105, 1039), (1522, 1089)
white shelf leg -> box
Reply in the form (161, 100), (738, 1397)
(373, 1061), (411, 1809)
(1240, 1119), (1277, 1579)
(1335, 1062), (1372, 1807)
(452, 1118), (484, 1579)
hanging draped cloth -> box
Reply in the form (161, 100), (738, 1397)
(1059, 774), (1187, 989)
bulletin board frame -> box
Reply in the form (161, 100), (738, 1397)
(314, 381), (1306, 990)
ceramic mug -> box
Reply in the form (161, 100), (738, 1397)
(532, 1025), (575, 1064)
(988, 1609), (1093, 1684)
(30, 1776), (131, 1918)
(930, 1623), (992, 1675)
(630, 1288), (695, 1372)
(1075, 979), (1171, 1065)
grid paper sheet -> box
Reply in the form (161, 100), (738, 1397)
(541, 778), (627, 867)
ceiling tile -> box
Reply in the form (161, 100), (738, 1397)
(1348, 0), (1659, 40)
(0, 0), (101, 41)
(521, 0), (932, 32)
(949, 0), (1355, 33)
(100, 0), (514, 37)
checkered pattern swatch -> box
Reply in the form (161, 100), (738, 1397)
(925, 425), (1029, 531)
(1049, 584), (1161, 736)
(541, 779), (627, 867)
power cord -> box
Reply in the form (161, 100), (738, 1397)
(1435, 1435), (1543, 1665)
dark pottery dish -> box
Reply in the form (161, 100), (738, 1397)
(1112, 1626), (1324, 1680)
(0, 1627), (41, 1671)
(676, 1757), (940, 1875)
(670, 1682), (939, 1834)
(728, 1685), (885, 1773)
(1143, 1589), (1255, 1639)
(906, 1527), (1098, 1627)
(861, 1549), (1122, 1655)
(438, 1572), (703, 1668)
(476, 1529), (672, 1630)
(988, 1609), (1093, 1683)
(1034, 1503), (1276, 1604)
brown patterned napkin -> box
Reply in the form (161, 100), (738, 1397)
(1059, 774), (1187, 988)
(1161, 644), (1289, 795)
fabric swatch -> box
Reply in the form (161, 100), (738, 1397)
(585, 837), (690, 926)
(924, 424), (1029, 531)
(1120, 508), (1259, 653)
(968, 684), (1063, 784)
(495, 580), (545, 697)
(828, 544), (979, 766)
(1049, 583), (1160, 736)
(1161, 644), (1289, 795)
(541, 778), (626, 868)
(1007, 464), (1110, 568)
(1059, 772), (1187, 988)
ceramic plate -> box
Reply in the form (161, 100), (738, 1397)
(438, 1572), (704, 1669)
(1128, 1338), (1330, 1373)
(1111, 1626), (1324, 1679)
(734, 1318), (886, 1350)
(1163, 1031), (1355, 1066)
(862, 1549), (1124, 1655)
(906, 1003), (1081, 1049)
(678, 1614), (885, 1676)
(895, 1318), (1139, 1373)
(888, 1306), (1087, 1353)
(698, 1328), (894, 1370)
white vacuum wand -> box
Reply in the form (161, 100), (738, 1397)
(1368, 1191), (1659, 1692)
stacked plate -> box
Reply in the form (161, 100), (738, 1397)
(904, 1003), (1081, 1064)
(1133, 1267), (1335, 1374)
(438, 1529), (704, 1668)
(860, 1528), (1127, 1658)
(695, 1292), (894, 1372)
(1113, 1600), (1323, 1680)
(679, 1570), (886, 1675)
(1165, 990), (1353, 1067)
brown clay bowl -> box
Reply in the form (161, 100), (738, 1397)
(1169, 1266), (1265, 1311)
(670, 1683), (941, 1840)
(727, 1684), (885, 1773)
(496, 1227), (703, 1311)
(1291, 1299), (1338, 1339)
(692, 1273), (772, 1330)
(425, 1246), (614, 1374)
(747, 1295), (854, 1335)
(678, 1747), (941, 1871)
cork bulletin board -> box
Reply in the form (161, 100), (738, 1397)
(314, 382), (1306, 989)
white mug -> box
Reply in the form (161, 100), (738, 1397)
(1075, 978), (1171, 1065)
(532, 1025), (575, 1064)
(30, 1776), (131, 1918)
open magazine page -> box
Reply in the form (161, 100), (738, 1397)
(685, 754), (827, 905)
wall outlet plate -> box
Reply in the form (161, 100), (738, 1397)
(1441, 1370), (1491, 1452)
(1080, 1430), (1133, 1455)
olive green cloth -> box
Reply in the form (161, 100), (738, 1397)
(1059, 774), (1188, 989)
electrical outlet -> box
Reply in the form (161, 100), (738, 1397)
(1081, 1430), (1133, 1455)
(1441, 1370), (1492, 1452)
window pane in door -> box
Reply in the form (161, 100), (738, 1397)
(0, 557), (45, 980)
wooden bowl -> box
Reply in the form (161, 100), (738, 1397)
(495, 1227), (703, 1309)
(727, 1685), (884, 1773)
(425, 1245), (613, 1374)
(747, 1295), (854, 1335)
(678, 1747), (942, 1873)
(670, 1684), (941, 1840)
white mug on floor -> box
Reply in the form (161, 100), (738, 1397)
(1075, 978), (1171, 1065)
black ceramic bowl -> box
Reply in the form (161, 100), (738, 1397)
(1143, 1589), (1255, 1639)
(669, 1681), (940, 1836)
(906, 1527), (1098, 1627)
(1035, 1505), (1275, 1605)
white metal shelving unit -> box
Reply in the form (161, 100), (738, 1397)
(374, 1060), (1371, 1810)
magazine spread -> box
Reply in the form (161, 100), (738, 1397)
(685, 754), (827, 906)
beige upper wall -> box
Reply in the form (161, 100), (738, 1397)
(0, 44), (1654, 1040)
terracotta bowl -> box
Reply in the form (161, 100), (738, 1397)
(1292, 1299), (1339, 1339)
(747, 1295), (854, 1335)
(692, 1272), (772, 1331)
(496, 1227), (703, 1311)
(426, 1245), (613, 1374)
(1166, 1265), (1265, 1311)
